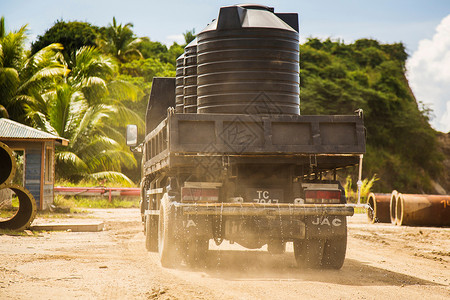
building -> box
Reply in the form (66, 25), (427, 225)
(0, 118), (68, 210)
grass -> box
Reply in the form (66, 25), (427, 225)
(0, 208), (18, 219)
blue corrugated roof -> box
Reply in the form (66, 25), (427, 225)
(0, 118), (69, 145)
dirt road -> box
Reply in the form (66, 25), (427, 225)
(0, 208), (448, 299)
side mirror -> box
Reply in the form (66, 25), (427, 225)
(126, 125), (138, 146)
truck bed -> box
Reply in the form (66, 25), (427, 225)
(143, 112), (365, 176)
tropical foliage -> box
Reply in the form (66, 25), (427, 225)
(27, 46), (142, 184)
(30, 20), (100, 65)
(2, 18), (143, 185)
(98, 17), (147, 62)
(0, 18), (67, 122)
(344, 174), (379, 203)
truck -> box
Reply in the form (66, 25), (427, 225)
(127, 4), (366, 269)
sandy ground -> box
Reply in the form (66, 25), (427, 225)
(0, 208), (449, 300)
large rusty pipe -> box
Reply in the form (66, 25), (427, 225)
(396, 194), (450, 226)
(389, 190), (399, 225)
(0, 184), (37, 231)
(0, 142), (37, 230)
(367, 193), (391, 223)
(0, 141), (16, 187)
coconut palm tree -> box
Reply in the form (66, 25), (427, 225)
(0, 18), (67, 122)
(98, 17), (147, 62)
(27, 46), (143, 184)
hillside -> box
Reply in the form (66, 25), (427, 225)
(300, 38), (445, 194)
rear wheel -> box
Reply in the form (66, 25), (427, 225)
(293, 238), (324, 269)
(158, 194), (181, 268)
(145, 214), (158, 252)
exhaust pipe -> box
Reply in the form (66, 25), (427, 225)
(395, 194), (450, 226)
(0, 141), (37, 230)
(367, 193), (391, 223)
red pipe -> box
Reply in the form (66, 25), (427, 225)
(367, 192), (391, 223)
(54, 186), (140, 197)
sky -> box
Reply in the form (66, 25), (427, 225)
(1, 0), (450, 132)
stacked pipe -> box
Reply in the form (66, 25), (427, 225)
(367, 189), (450, 226)
(391, 193), (450, 226)
(0, 141), (37, 230)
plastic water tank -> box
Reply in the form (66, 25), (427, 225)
(183, 39), (198, 113)
(175, 53), (185, 113)
(196, 4), (300, 115)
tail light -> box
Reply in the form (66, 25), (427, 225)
(181, 187), (219, 202)
(305, 190), (341, 204)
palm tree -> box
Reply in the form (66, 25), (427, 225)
(0, 17), (67, 122)
(183, 29), (196, 45)
(45, 83), (138, 184)
(28, 46), (143, 185)
(1, 18), (143, 185)
(98, 17), (148, 62)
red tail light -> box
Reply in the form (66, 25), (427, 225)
(181, 187), (219, 202)
(305, 190), (341, 204)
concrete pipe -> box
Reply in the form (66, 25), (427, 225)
(0, 185), (37, 231)
(389, 190), (399, 225)
(367, 193), (391, 223)
(0, 141), (16, 187)
(396, 194), (450, 227)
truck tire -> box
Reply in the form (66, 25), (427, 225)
(185, 238), (209, 267)
(158, 194), (181, 268)
(321, 236), (347, 269)
(145, 214), (158, 252)
(321, 219), (347, 269)
(267, 240), (286, 255)
(293, 238), (324, 269)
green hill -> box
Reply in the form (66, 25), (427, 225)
(300, 38), (444, 193)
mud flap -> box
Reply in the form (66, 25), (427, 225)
(305, 215), (347, 239)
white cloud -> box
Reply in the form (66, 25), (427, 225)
(407, 15), (450, 133)
(164, 34), (184, 46)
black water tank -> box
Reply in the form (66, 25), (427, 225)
(175, 54), (185, 113)
(197, 4), (300, 115)
(183, 39), (198, 113)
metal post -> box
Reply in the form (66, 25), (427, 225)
(357, 154), (363, 205)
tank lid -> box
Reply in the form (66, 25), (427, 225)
(200, 5), (298, 33)
(237, 4), (274, 12)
